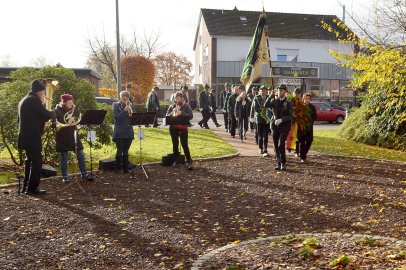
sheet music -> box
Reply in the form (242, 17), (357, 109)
(87, 131), (96, 142)
(138, 129), (144, 140)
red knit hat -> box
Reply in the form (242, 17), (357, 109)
(60, 94), (74, 103)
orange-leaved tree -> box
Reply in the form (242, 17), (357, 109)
(99, 87), (117, 98)
(121, 55), (155, 102)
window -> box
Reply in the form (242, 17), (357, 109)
(320, 103), (331, 111)
(277, 55), (287, 61)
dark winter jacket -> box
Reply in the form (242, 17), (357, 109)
(251, 94), (272, 125)
(113, 102), (135, 141)
(208, 93), (217, 112)
(265, 95), (293, 129)
(18, 91), (54, 152)
(54, 104), (83, 152)
(235, 97), (252, 120)
(227, 93), (238, 117)
(199, 90), (210, 110)
(146, 90), (160, 112)
(223, 91), (232, 111)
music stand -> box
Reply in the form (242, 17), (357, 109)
(80, 109), (107, 181)
(130, 112), (156, 179)
(165, 115), (191, 171)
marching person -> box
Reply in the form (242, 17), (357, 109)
(18, 79), (55, 195)
(298, 93), (317, 162)
(266, 84), (293, 170)
(220, 82), (232, 132)
(113, 90), (135, 173)
(54, 94), (89, 182)
(227, 85), (242, 138)
(248, 86), (257, 131)
(208, 88), (221, 127)
(198, 84), (211, 129)
(146, 85), (160, 127)
(235, 91), (252, 142)
(252, 85), (271, 156)
(166, 91), (194, 170)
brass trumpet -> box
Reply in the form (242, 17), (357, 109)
(172, 103), (181, 117)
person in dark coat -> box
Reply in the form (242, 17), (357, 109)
(252, 85), (271, 156)
(166, 92), (194, 170)
(235, 91), (252, 142)
(113, 91), (135, 173)
(266, 84), (293, 170)
(227, 85), (242, 138)
(146, 86), (160, 127)
(54, 94), (88, 182)
(208, 89), (221, 127)
(220, 82), (231, 131)
(18, 79), (55, 195)
(298, 93), (317, 162)
(198, 84), (211, 129)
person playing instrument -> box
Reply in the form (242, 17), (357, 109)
(235, 91), (252, 142)
(166, 91), (194, 170)
(146, 85), (160, 127)
(54, 94), (89, 183)
(18, 79), (56, 195)
(113, 90), (135, 173)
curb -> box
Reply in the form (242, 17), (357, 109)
(191, 232), (406, 269)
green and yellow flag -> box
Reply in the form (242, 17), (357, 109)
(240, 13), (270, 90)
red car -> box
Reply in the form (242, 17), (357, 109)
(310, 101), (346, 124)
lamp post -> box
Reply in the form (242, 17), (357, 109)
(116, 0), (122, 99)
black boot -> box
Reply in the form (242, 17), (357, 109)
(115, 156), (122, 173)
(274, 162), (281, 170)
(122, 155), (129, 173)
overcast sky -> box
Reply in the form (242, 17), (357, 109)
(0, 0), (374, 68)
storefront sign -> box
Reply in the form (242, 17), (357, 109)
(278, 78), (302, 85)
(271, 67), (319, 78)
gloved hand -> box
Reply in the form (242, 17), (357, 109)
(199, 108), (203, 112)
(275, 119), (282, 126)
(250, 117), (254, 123)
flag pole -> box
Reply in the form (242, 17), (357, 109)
(263, 11), (275, 90)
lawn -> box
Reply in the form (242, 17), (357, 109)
(312, 130), (406, 162)
(0, 128), (236, 184)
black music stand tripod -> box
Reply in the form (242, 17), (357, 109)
(165, 115), (190, 171)
(80, 109), (107, 182)
(130, 112), (156, 179)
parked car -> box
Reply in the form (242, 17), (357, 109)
(310, 101), (346, 124)
(96, 96), (117, 105)
(311, 98), (347, 111)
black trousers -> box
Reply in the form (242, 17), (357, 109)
(169, 126), (191, 161)
(210, 111), (219, 125)
(24, 150), (43, 191)
(198, 109), (210, 127)
(223, 112), (229, 129)
(115, 138), (133, 157)
(238, 116), (249, 140)
(257, 123), (269, 152)
(229, 115), (237, 136)
(272, 125), (290, 164)
(298, 127), (314, 160)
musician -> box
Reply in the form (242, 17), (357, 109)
(208, 89), (221, 127)
(146, 85), (160, 127)
(54, 94), (88, 182)
(252, 85), (271, 156)
(220, 82), (232, 132)
(235, 91), (252, 142)
(198, 84), (211, 129)
(166, 92), (194, 170)
(266, 84), (293, 170)
(113, 91), (135, 173)
(18, 79), (55, 195)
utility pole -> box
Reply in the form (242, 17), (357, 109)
(116, 0), (122, 99)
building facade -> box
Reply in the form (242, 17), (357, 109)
(193, 8), (356, 106)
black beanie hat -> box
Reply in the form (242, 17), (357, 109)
(31, 80), (45, 92)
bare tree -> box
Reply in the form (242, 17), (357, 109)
(0, 54), (13, 67)
(30, 55), (52, 68)
(339, 0), (406, 46)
